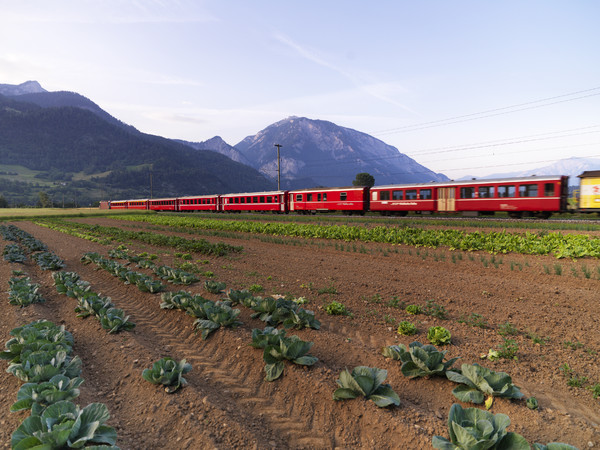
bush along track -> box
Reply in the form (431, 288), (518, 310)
(53, 271), (136, 334)
(112, 213), (600, 259)
(1, 320), (120, 448)
(35, 218), (243, 256)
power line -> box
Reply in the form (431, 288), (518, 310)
(371, 86), (600, 136)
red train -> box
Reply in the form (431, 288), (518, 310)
(101, 175), (570, 219)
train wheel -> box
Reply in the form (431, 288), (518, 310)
(534, 211), (552, 219)
(508, 212), (523, 219)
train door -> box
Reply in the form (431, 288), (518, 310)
(438, 187), (456, 212)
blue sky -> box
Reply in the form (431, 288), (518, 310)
(1, 0), (599, 178)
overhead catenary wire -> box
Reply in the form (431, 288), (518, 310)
(370, 86), (600, 136)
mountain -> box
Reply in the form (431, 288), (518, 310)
(0, 85), (274, 206)
(0, 80), (46, 96)
(1, 82), (136, 132)
(476, 157), (600, 185)
(234, 117), (448, 188)
(178, 136), (252, 166)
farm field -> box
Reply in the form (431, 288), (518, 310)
(1, 216), (600, 449)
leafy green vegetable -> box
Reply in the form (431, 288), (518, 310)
(427, 326), (452, 346)
(193, 302), (242, 339)
(142, 357), (192, 393)
(1, 320), (73, 364)
(32, 251), (65, 270)
(8, 276), (45, 307)
(396, 320), (417, 336)
(11, 374), (84, 415)
(11, 400), (118, 449)
(382, 341), (459, 378)
(446, 363), (524, 408)
(250, 327), (287, 349)
(250, 296), (321, 329)
(324, 301), (349, 315)
(7, 350), (83, 383)
(526, 397), (539, 410)
(333, 366), (400, 408)
(432, 403), (529, 449)
(262, 335), (318, 381)
(533, 443), (580, 450)
(204, 280), (226, 294)
(98, 308), (136, 334)
(224, 289), (255, 306)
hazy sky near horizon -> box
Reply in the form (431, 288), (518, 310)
(1, 0), (599, 179)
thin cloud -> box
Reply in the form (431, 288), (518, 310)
(273, 32), (414, 113)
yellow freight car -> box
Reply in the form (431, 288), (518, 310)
(578, 171), (600, 212)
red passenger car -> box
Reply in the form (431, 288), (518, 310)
(221, 191), (288, 213)
(178, 195), (221, 212)
(109, 200), (128, 209)
(289, 186), (369, 214)
(370, 184), (435, 216)
(148, 197), (178, 212)
(370, 176), (569, 218)
(126, 199), (149, 210)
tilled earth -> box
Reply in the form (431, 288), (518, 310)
(1, 217), (600, 449)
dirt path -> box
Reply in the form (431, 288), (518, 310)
(1, 218), (599, 449)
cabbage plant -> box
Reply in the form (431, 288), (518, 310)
(142, 357), (192, 393)
(382, 341), (459, 378)
(193, 302), (242, 339)
(7, 350), (82, 383)
(11, 374), (84, 415)
(225, 289), (255, 306)
(263, 335), (318, 381)
(99, 308), (136, 334)
(446, 363), (524, 408)
(32, 251), (65, 270)
(432, 403), (529, 449)
(251, 327), (287, 349)
(11, 400), (118, 449)
(1, 320), (74, 364)
(533, 444), (580, 450)
(333, 366), (400, 408)
(204, 280), (226, 294)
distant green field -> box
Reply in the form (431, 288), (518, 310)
(0, 164), (54, 186)
(0, 208), (137, 220)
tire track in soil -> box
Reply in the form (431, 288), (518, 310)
(46, 247), (334, 448)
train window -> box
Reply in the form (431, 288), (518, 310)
(380, 191), (390, 201)
(405, 190), (417, 200)
(519, 184), (538, 197)
(317, 193), (322, 201)
(266, 196), (272, 202)
(295, 194), (302, 202)
(393, 190), (403, 200)
(420, 189), (432, 200)
(260, 196), (265, 203)
(498, 185), (516, 197)
(253, 196), (257, 203)
(323, 193), (327, 201)
(479, 186), (494, 198)
(235, 198), (240, 204)
(340, 192), (347, 201)
(460, 187), (475, 199)
(307, 194), (313, 201)
(544, 183), (554, 196)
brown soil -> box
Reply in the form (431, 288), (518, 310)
(1, 217), (600, 449)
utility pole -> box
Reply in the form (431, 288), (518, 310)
(274, 144), (282, 190)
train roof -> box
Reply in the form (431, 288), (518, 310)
(578, 171), (600, 178)
(221, 190), (287, 197)
(178, 194), (219, 199)
(373, 175), (567, 190)
(289, 186), (367, 193)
